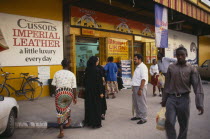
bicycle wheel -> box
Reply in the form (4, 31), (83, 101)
(23, 80), (43, 100)
(0, 85), (10, 97)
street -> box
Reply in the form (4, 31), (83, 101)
(4, 83), (210, 139)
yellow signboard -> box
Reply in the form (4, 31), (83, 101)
(81, 28), (95, 36)
(107, 38), (128, 62)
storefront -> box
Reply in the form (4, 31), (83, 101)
(69, 6), (157, 87)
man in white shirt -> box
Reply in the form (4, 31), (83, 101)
(131, 54), (148, 124)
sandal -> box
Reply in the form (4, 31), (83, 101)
(57, 132), (64, 138)
(64, 119), (71, 128)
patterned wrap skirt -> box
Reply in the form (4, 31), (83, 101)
(55, 87), (74, 125)
(106, 81), (119, 95)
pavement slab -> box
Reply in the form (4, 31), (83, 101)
(4, 83), (210, 139)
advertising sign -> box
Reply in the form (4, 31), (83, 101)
(121, 60), (132, 89)
(155, 4), (168, 48)
(71, 6), (155, 37)
(107, 38), (128, 62)
(0, 13), (63, 66)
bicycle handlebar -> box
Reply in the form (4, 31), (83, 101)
(1, 72), (15, 77)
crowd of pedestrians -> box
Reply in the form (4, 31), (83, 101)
(52, 46), (204, 139)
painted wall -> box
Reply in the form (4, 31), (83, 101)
(0, 0), (63, 100)
(165, 30), (198, 65)
(199, 36), (210, 66)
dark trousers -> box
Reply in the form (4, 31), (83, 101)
(165, 94), (190, 139)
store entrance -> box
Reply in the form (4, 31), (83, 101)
(76, 36), (99, 87)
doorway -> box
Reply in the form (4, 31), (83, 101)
(76, 36), (99, 87)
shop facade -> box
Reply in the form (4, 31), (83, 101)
(1, 0), (209, 100)
(69, 6), (158, 87)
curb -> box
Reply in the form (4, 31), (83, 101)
(15, 122), (47, 129)
(202, 81), (210, 84)
(15, 121), (84, 129)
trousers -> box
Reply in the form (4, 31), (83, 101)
(132, 86), (147, 120)
(165, 94), (190, 139)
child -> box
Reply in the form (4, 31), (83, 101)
(150, 59), (159, 96)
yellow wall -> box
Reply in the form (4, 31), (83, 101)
(0, 0), (63, 100)
(0, 0), (62, 21)
(199, 36), (210, 66)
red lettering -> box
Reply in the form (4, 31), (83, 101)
(55, 33), (60, 39)
(54, 41), (60, 47)
(13, 38), (20, 46)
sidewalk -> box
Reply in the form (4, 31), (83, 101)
(11, 83), (210, 139)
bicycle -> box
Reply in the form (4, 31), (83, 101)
(0, 67), (43, 100)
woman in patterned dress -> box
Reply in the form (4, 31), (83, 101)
(52, 59), (77, 138)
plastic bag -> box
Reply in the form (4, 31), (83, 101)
(156, 107), (166, 130)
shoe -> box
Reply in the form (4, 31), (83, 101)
(137, 119), (147, 124)
(101, 115), (105, 120)
(92, 125), (102, 128)
(131, 117), (141, 120)
(153, 94), (157, 96)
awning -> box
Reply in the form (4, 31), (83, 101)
(154, 0), (210, 25)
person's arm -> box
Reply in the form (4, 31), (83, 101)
(191, 67), (204, 115)
(164, 57), (177, 63)
(161, 66), (171, 107)
(138, 66), (147, 96)
(104, 64), (108, 71)
(150, 66), (154, 76)
(71, 74), (77, 104)
(51, 74), (56, 86)
(156, 65), (159, 74)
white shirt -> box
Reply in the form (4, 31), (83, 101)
(150, 64), (159, 76)
(157, 57), (177, 73)
(132, 62), (148, 86)
(52, 69), (77, 88)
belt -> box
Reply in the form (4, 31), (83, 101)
(170, 93), (189, 97)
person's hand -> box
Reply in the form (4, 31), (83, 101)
(100, 94), (104, 98)
(197, 106), (204, 115)
(161, 101), (166, 107)
(103, 81), (106, 86)
(73, 98), (77, 104)
(138, 89), (142, 96)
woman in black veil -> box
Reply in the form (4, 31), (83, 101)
(84, 56), (104, 128)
